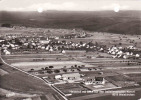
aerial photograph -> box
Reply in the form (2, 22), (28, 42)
(0, 0), (141, 100)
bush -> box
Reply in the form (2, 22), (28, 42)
(1, 23), (11, 27)
(54, 69), (60, 73)
(49, 66), (54, 69)
(47, 70), (53, 74)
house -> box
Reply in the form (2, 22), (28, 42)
(83, 77), (105, 85)
(61, 50), (66, 53)
(0, 39), (5, 42)
(55, 75), (62, 79)
(4, 50), (11, 55)
(135, 54), (140, 58)
(55, 73), (82, 83)
(40, 40), (50, 44)
(39, 37), (50, 44)
(62, 73), (81, 80)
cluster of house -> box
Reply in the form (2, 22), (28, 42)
(0, 36), (58, 54)
(0, 34), (105, 55)
(1, 34), (141, 60)
(108, 46), (140, 59)
(55, 73), (105, 85)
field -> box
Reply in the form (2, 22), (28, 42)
(1, 19), (141, 100)
(55, 83), (89, 95)
(126, 73), (141, 83)
(2, 53), (70, 63)
(0, 60), (65, 100)
(2, 53), (94, 72)
(106, 75), (137, 87)
(0, 64), (53, 94)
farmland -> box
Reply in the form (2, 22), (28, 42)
(2, 53), (94, 72)
(0, 10), (141, 100)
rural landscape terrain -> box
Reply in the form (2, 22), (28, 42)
(0, 10), (141, 100)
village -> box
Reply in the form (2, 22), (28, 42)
(0, 26), (141, 100)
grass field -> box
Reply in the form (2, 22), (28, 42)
(0, 65), (53, 94)
(0, 60), (65, 100)
(126, 73), (141, 82)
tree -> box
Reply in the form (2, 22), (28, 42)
(71, 69), (75, 72)
(71, 66), (74, 69)
(63, 66), (66, 69)
(88, 68), (92, 71)
(1, 23), (11, 27)
(49, 66), (54, 69)
(78, 66), (81, 68)
(39, 70), (44, 74)
(41, 68), (45, 70)
(77, 68), (81, 71)
(15, 38), (22, 45)
(47, 70), (53, 74)
(54, 69), (60, 73)
(74, 65), (77, 68)
(8, 45), (12, 49)
(81, 65), (85, 68)
(30, 68), (34, 71)
(45, 67), (49, 70)
(119, 43), (122, 45)
(63, 69), (67, 72)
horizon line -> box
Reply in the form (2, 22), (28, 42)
(0, 9), (141, 12)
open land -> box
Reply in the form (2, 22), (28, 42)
(0, 10), (141, 100)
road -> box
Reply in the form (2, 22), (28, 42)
(0, 54), (68, 100)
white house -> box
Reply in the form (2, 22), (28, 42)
(4, 50), (11, 55)
(55, 75), (62, 79)
(61, 50), (66, 54)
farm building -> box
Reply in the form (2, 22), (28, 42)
(83, 77), (105, 85)
(55, 73), (82, 83)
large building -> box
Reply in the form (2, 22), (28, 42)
(83, 77), (105, 85)
(55, 73), (82, 83)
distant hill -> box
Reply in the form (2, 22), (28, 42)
(0, 10), (141, 34)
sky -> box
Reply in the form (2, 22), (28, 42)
(0, 0), (141, 12)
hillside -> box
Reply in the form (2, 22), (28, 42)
(0, 10), (141, 34)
